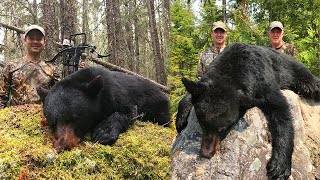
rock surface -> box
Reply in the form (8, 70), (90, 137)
(171, 90), (320, 180)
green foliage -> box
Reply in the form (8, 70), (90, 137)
(171, 0), (196, 35)
(169, 35), (198, 79)
(169, 0), (320, 121)
(0, 105), (176, 179)
(169, 1), (199, 115)
(194, 2), (222, 49)
(246, 0), (320, 75)
(295, 19), (320, 76)
(227, 10), (268, 45)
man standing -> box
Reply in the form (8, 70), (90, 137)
(0, 25), (59, 109)
(196, 21), (228, 79)
(176, 21), (228, 133)
(268, 21), (297, 56)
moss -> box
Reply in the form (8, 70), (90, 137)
(0, 104), (176, 179)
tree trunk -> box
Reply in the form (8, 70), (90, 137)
(105, 0), (126, 67)
(42, 0), (59, 60)
(133, 0), (140, 74)
(60, 0), (76, 39)
(222, 0), (227, 23)
(82, 0), (91, 43)
(146, 0), (167, 85)
(162, 0), (170, 63)
(124, 0), (135, 72)
(32, 0), (39, 23)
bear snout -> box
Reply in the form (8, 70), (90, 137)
(53, 125), (81, 152)
(200, 132), (221, 158)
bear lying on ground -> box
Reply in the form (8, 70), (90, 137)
(37, 66), (171, 152)
(181, 43), (320, 180)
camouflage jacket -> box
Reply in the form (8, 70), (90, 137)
(269, 42), (298, 57)
(196, 46), (225, 80)
(0, 58), (59, 109)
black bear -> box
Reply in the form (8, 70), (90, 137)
(175, 93), (192, 133)
(181, 43), (320, 180)
(37, 66), (170, 152)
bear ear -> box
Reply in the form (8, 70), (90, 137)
(85, 75), (103, 96)
(36, 86), (49, 103)
(182, 77), (206, 98)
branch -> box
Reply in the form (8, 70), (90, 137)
(86, 54), (170, 94)
(0, 23), (62, 47)
(0, 23), (24, 34)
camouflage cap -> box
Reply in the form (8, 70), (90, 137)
(269, 21), (284, 31)
(24, 25), (45, 38)
(212, 21), (227, 32)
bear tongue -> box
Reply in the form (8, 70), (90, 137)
(200, 132), (221, 158)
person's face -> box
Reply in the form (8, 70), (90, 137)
(211, 28), (227, 46)
(24, 30), (45, 55)
(268, 27), (284, 45)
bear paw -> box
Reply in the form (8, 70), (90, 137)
(266, 158), (291, 180)
(92, 128), (119, 145)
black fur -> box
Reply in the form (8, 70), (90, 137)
(182, 43), (320, 180)
(38, 66), (170, 151)
(175, 93), (192, 133)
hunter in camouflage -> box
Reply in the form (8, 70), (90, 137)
(268, 21), (298, 57)
(196, 21), (228, 80)
(0, 59), (58, 108)
(196, 46), (225, 79)
(176, 21), (229, 133)
(272, 42), (298, 57)
(0, 25), (59, 109)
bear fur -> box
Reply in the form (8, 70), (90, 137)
(176, 93), (192, 133)
(38, 66), (170, 152)
(181, 43), (320, 179)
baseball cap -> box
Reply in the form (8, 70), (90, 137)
(24, 25), (45, 38)
(269, 21), (284, 31)
(212, 21), (227, 32)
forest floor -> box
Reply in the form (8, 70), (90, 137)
(0, 104), (176, 180)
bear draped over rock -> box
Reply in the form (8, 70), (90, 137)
(37, 66), (171, 152)
(179, 43), (320, 180)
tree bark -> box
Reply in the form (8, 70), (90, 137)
(42, 0), (59, 60)
(82, 0), (91, 43)
(124, 0), (135, 72)
(146, 0), (167, 85)
(162, 0), (170, 62)
(60, 0), (76, 39)
(222, 0), (227, 23)
(133, 0), (140, 74)
(105, 0), (126, 67)
(32, 0), (38, 23)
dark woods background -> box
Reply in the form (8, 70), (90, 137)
(0, 0), (319, 111)
(0, 0), (169, 86)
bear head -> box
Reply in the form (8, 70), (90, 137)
(182, 77), (242, 158)
(37, 72), (103, 152)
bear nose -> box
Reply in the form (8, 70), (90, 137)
(200, 132), (221, 158)
(200, 149), (214, 158)
(53, 137), (67, 153)
(53, 125), (81, 152)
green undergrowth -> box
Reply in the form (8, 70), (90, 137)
(0, 104), (176, 180)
